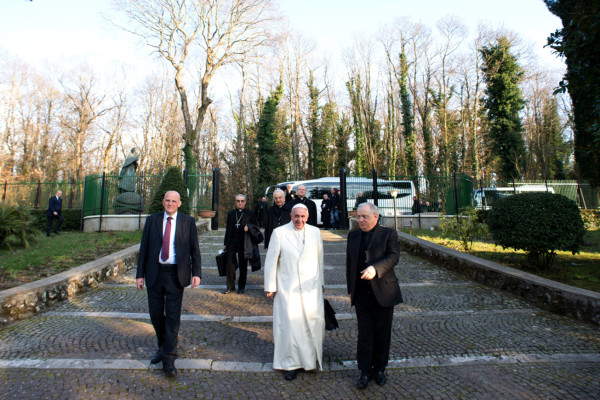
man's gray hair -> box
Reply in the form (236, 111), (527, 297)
(297, 184), (306, 190)
(358, 202), (378, 215)
(273, 188), (284, 196)
(235, 194), (247, 201)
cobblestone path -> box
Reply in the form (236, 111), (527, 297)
(1, 229), (599, 399)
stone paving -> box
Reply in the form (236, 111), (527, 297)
(1, 229), (599, 399)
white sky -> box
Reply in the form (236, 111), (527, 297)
(0, 0), (564, 82)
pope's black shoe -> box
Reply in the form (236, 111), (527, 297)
(284, 370), (297, 381)
(374, 370), (387, 386)
(150, 349), (162, 364)
(163, 361), (177, 378)
(356, 372), (372, 389)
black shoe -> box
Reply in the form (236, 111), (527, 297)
(222, 289), (232, 294)
(284, 370), (297, 381)
(374, 371), (386, 386)
(150, 349), (162, 364)
(163, 362), (177, 378)
(237, 289), (245, 294)
(356, 372), (372, 389)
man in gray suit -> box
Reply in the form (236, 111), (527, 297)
(346, 202), (402, 389)
(136, 190), (201, 377)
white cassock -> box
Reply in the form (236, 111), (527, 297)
(264, 221), (325, 371)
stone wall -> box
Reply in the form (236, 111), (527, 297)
(398, 231), (600, 327)
(0, 221), (210, 326)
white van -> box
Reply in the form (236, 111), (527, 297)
(265, 177), (416, 225)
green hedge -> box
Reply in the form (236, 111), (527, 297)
(488, 193), (585, 270)
(31, 209), (82, 231)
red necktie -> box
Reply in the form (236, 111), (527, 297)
(161, 217), (172, 262)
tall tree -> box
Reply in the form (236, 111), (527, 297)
(307, 71), (326, 178)
(545, 0), (600, 186)
(256, 81), (285, 192)
(116, 0), (278, 175)
(480, 36), (527, 181)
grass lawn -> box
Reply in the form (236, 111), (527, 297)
(0, 230), (142, 290)
(402, 228), (600, 293)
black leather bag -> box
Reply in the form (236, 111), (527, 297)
(216, 250), (228, 277)
(324, 298), (338, 331)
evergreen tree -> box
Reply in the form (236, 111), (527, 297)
(149, 166), (190, 215)
(334, 115), (352, 173)
(545, 0), (600, 186)
(542, 97), (568, 179)
(256, 81), (285, 192)
(399, 48), (417, 177)
(307, 72), (327, 178)
(480, 37), (527, 181)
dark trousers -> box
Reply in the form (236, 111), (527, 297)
(46, 214), (64, 235)
(226, 243), (248, 291)
(147, 266), (184, 363)
(355, 290), (394, 374)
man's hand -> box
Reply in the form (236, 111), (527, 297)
(136, 278), (144, 291)
(53, 211), (58, 216)
(191, 276), (201, 288)
(360, 266), (376, 280)
(244, 225), (249, 232)
(266, 291), (276, 299)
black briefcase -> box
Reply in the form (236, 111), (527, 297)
(324, 298), (339, 331)
(216, 250), (228, 277)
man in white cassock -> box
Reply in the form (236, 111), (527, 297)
(264, 203), (325, 381)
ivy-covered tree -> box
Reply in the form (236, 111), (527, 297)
(334, 114), (352, 174)
(541, 97), (568, 179)
(256, 81), (286, 192)
(399, 47), (417, 177)
(545, 0), (600, 186)
(307, 72), (327, 178)
(480, 37), (527, 181)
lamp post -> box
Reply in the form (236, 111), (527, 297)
(390, 190), (398, 232)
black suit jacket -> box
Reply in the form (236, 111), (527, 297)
(346, 225), (402, 307)
(136, 212), (202, 288)
(46, 196), (62, 217)
(263, 203), (292, 249)
(224, 209), (256, 247)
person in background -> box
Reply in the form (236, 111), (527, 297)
(321, 193), (331, 230)
(329, 187), (340, 230)
(46, 190), (64, 237)
(254, 195), (267, 228)
(223, 194), (256, 294)
(290, 185), (318, 226)
(264, 189), (291, 251)
(354, 191), (367, 210)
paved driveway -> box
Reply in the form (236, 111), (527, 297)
(1, 229), (599, 399)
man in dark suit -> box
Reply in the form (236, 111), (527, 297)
(136, 190), (201, 377)
(254, 195), (267, 228)
(329, 187), (340, 230)
(223, 194), (256, 294)
(264, 189), (291, 251)
(290, 185), (318, 226)
(346, 202), (402, 389)
(46, 190), (63, 237)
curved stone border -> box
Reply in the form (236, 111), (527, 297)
(0, 221), (210, 326)
(398, 231), (600, 327)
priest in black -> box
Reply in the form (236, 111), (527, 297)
(346, 202), (402, 389)
(264, 188), (291, 251)
(223, 194), (256, 294)
(290, 184), (318, 226)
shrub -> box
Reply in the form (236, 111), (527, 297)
(487, 193), (585, 270)
(0, 204), (38, 249)
(31, 209), (82, 231)
(440, 207), (489, 250)
(580, 209), (600, 231)
(149, 167), (190, 215)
